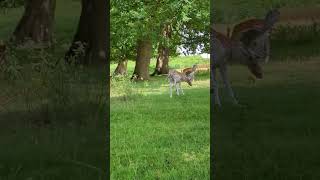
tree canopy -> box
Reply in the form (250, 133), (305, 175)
(111, 0), (210, 62)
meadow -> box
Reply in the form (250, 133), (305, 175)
(0, 1), (107, 179)
(110, 56), (210, 179)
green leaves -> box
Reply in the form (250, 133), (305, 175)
(111, 0), (210, 62)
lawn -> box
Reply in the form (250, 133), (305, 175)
(213, 59), (320, 179)
(0, 1), (107, 179)
(110, 56), (210, 179)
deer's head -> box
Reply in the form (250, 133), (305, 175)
(239, 9), (280, 78)
(264, 9), (280, 30)
(192, 64), (198, 71)
(186, 72), (195, 86)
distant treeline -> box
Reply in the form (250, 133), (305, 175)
(213, 0), (320, 24)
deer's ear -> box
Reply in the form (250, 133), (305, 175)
(264, 9), (280, 30)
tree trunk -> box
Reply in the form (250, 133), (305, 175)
(12, 0), (56, 47)
(151, 24), (171, 76)
(151, 44), (169, 76)
(132, 39), (152, 80)
(0, 42), (6, 67)
(113, 59), (128, 76)
(65, 0), (107, 65)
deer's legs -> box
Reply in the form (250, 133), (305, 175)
(176, 84), (180, 95)
(212, 67), (221, 107)
(174, 80), (179, 96)
(179, 82), (184, 95)
(219, 65), (238, 105)
(169, 81), (173, 98)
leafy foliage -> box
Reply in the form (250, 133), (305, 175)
(0, 0), (24, 9)
(110, 0), (210, 62)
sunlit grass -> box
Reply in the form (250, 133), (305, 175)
(110, 56), (210, 179)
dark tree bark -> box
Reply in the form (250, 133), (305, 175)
(113, 59), (128, 76)
(12, 0), (56, 46)
(0, 42), (6, 67)
(131, 39), (152, 80)
(151, 24), (172, 76)
(151, 44), (169, 76)
(65, 0), (107, 65)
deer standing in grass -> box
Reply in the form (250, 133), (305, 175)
(168, 65), (197, 98)
(211, 9), (280, 107)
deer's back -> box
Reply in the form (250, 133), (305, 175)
(231, 19), (265, 40)
(169, 70), (189, 82)
(182, 67), (193, 74)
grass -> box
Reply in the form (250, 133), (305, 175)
(213, 60), (320, 179)
(0, 0), (107, 179)
(110, 57), (210, 179)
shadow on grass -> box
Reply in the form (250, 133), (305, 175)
(0, 100), (108, 180)
(213, 80), (320, 179)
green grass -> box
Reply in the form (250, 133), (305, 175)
(0, 1), (107, 179)
(110, 57), (210, 179)
(213, 60), (320, 179)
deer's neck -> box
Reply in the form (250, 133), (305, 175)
(229, 41), (250, 65)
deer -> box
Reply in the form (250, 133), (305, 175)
(230, 9), (280, 63)
(211, 9), (280, 107)
(182, 64), (198, 74)
(182, 64), (197, 81)
(168, 69), (195, 98)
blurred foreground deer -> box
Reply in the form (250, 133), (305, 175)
(211, 9), (280, 107)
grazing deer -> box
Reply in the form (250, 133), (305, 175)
(182, 64), (197, 81)
(182, 64), (198, 74)
(168, 69), (194, 98)
(231, 9), (280, 63)
(211, 9), (280, 107)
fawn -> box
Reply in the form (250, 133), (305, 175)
(168, 65), (197, 98)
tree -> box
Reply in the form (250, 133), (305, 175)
(12, 0), (56, 47)
(111, 0), (210, 80)
(152, 0), (210, 75)
(65, 0), (107, 66)
(111, 0), (157, 80)
(132, 38), (152, 80)
(113, 59), (128, 76)
(110, 1), (136, 75)
(151, 24), (172, 76)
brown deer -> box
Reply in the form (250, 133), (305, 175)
(211, 9), (280, 107)
(182, 64), (197, 81)
(182, 64), (198, 74)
